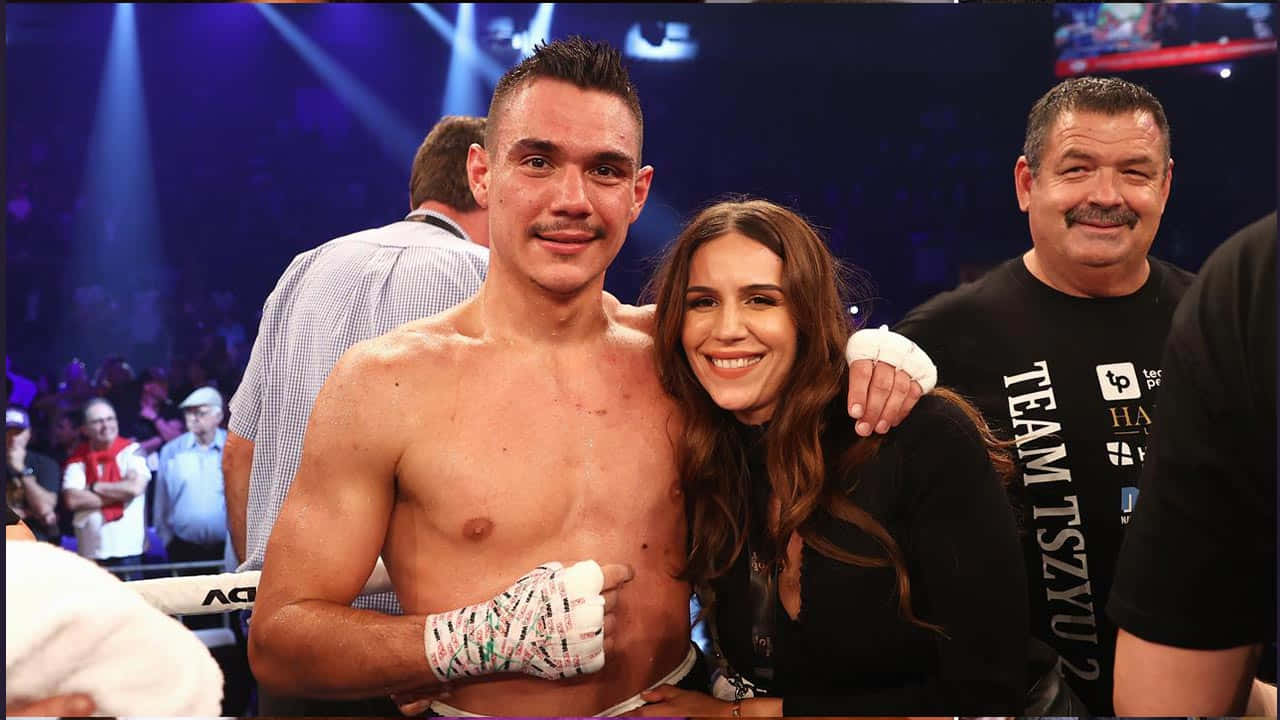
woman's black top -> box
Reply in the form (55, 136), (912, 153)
(711, 394), (1028, 716)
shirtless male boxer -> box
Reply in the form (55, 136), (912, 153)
(250, 37), (932, 717)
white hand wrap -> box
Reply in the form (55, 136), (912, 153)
(845, 325), (937, 394)
(423, 560), (606, 682)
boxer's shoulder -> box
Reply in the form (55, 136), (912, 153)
(323, 324), (461, 403)
(608, 299), (656, 336)
(364, 310), (477, 364)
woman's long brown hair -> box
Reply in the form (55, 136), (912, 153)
(647, 198), (1013, 633)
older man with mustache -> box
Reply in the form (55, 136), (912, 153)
(894, 76), (1195, 716)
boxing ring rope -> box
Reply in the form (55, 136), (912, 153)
(120, 558), (393, 615)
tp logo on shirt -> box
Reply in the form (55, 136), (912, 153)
(1096, 362), (1141, 401)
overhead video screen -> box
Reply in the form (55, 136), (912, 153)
(1054, 3), (1276, 76)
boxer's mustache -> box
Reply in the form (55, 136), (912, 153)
(1065, 204), (1139, 230)
(531, 222), (606, 240)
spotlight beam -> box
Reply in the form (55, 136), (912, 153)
(410, 3), (505, 84)
(523, 4), (554, 59)
(77, 3), (162, 281)
(256, 4), (420, 166)
(69, 3), (167, 370)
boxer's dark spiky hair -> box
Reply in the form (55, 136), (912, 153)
(487, 36), (643, 159)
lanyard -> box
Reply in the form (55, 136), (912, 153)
(403, 212), (465, 241)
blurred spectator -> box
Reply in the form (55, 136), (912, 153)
(93, 355), (136, 398)
(155, 387), (228, 565)
(156, 387), (229, 632)
(5, 407), (62, 542)
(37, 406), (82, 465)
(59, 398), (150, 575)
(56, 358), (94, 407)
(116, 367), (184, 458)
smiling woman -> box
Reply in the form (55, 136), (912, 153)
(680, 231), (798, 426)
(646, 198), (1030, 716)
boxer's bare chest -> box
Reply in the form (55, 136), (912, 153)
(385, 333), (686, 606)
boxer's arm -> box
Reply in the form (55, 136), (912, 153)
(846, 326), (935, 436)
(223, 430), (253, 564)
(248, 344), (436, 699)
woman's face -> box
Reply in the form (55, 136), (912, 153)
(681, 232), (797, 425)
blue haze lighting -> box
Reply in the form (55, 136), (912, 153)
(442, 4), (486, 117)
(75, 3), (162, 282)
(68, 3), (167, 368)
(256, 4), (419, 166)
(522, 4), (555, 59)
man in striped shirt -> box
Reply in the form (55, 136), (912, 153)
(224, 115), (489, 715)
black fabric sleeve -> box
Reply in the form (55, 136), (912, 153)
(6, 503), (22, 526)
(784, 397), (1029, 716)
(1107, 215), (1277, 650)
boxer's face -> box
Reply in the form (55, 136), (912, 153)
(1016, 109), (1171, 279)
(469, 78), (653, 296)
(681, 232), (797, 426)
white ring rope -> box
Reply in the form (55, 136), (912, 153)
(125, 558), (393, 615)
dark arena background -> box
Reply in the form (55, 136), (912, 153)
(5, 1), (1276, 414)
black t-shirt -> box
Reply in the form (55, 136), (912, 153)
(19, 450), (62, 542)
(1108, 214), (1276, 650)
(28, 450), (61, 495)
(896, 254), (1194, 714)
(711, 395), (1028, 715)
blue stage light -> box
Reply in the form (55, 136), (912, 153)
(624, 21), (698, 62)
(256, 4), (419, 167)
(442, 4), (486, 117)
(410, 4), (505, 84)
(523, 4), (554, 59)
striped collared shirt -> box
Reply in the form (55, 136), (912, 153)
(230, 211), (487, 613)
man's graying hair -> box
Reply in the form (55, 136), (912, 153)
(487, 36), (644, 161)
(1023, 76), (1171, 176)
(82, 397), (115, 419)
